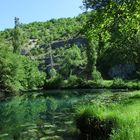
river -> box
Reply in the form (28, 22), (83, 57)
(0, 89), (116, 140)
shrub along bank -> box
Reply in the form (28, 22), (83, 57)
(44, 76), (140, 90)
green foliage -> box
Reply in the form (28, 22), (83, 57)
(61, 45), (85, 77)
(12, 18), (27, 54)
(49, 68), (57, 78)
(75, 91), (140, 140)
(66, 75), (90, 89)
(67, 75), (78, 86)
(0, 46), (23, 93)
(67, 75), (87, 88)
(0, 5), (140, 90)
(21, 56), (46, 89)
(45, 74), (63, 89)
(111, 78), (127, 89)
(16, 14), (88, 43)
(92, 70), (102, 82)
(87, 80), (104, 88)
(83, 0), (140, 79)
(76, 106), (114, 139)
(12, 26), (22, 53)
(86, 39), (98, 79)
(0, 44), (45, 94)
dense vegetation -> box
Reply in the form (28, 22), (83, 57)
(0, 18), (46, 95)
(0, 39), (45, 94)
(0, 0), (140, 94)
(1, 1), (140, 140)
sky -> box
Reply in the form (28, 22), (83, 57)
(0, 0), (83, 31)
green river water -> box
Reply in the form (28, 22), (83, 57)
(0, 90), (110, 140)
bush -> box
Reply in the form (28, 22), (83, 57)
(0, 46), (46, 94)
(111, 78), (127, 89)
(88, 80), (104, 88)
(45, 74), (63, 89)
(92, 70), (102, 82)
(76, 78), (88, 88)
(49, 68), (57, 78)
(67, 76), (88, 88)
(67, 75), (78, 87)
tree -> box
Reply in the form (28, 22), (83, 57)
(82, 0), (140, 79)
(0, 45), (24, 93)
(83, 0), (140, 42)
(12, 17), (22, 53)
(0, 42), (46, 94)
(86, 39), (98, 79)
(61, 45), (84, 77)
(21, 56), (46, 89)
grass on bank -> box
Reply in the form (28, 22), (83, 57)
(75, 91), (140, 140)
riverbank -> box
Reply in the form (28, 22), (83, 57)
(45, 78), (140, 90)
(1, 79), (140, 100)
(75, 90), (140, 140)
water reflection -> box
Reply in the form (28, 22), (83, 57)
(0, 90), (100, 140)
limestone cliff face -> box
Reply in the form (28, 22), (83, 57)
(21, 37), (88, 55)
(45, 37), (88, 70)
(50, 37), (88, 49)
(25, 37), (88, 73)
